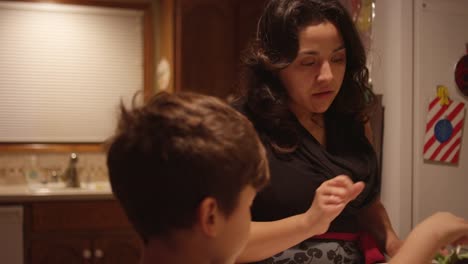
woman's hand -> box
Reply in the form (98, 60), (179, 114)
(303, 175), (365, 234)
(389, 212), (468, 264)
(418, 212), (468, 247)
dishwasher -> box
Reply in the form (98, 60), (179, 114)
(0, 206), (23, 264)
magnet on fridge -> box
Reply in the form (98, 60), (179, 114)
(423, 85), (465, 164)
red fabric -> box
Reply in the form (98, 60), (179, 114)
(314, 232), (386, 264)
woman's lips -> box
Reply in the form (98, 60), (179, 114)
(312, 91), (334, 99)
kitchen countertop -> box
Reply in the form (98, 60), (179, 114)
(0, 182), (114, 202)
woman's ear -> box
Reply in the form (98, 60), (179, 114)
(197, 197), (223, 238)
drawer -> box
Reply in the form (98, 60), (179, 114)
(32, 200), (132, 232)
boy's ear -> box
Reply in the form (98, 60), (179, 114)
(197, 197), (223, 238)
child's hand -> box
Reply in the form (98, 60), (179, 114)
(304, 175), (365, 234)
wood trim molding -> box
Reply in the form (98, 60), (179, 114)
(0, 0), (155, 153)
(158, 0), (175, 93)
(143, 2), (155, 102)
(174, 0), (181, 92)
(5, 0), (151, 9)
(0, 143), (105, 153)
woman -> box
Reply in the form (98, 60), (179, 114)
(234, 0), (403, 263)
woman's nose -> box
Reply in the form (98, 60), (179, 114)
(317, 61), (333, 83)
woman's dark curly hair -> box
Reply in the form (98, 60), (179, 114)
(236, 0), (375, 153)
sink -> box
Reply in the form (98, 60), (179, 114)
(28, 181), (112, 195)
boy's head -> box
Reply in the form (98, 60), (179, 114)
(107, 92), (269, 262)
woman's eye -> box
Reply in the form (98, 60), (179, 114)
(300, 60), (316, 66)
(331, 56), (346, 63)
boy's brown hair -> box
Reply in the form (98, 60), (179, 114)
(107, 92), (269, 242)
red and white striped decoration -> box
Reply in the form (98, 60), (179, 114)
(423, 97), (465, 164)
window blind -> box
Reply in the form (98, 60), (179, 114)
(0, 1), (143, 142)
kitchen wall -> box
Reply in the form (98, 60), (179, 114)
(0, 153), (108, 185)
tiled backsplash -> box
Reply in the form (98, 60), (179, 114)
(0, 153), (108, 185)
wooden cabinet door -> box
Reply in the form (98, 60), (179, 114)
(175, 0), (268, 99)
(176, 0), (236, 98)
(93, 234), (142, 264)
(30, 237), (92, 264)
(27, 200), (139, 264)
(32, 201), (132, 232)
(235, 0), (268, 57)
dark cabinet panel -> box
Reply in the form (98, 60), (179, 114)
(175, 0), (268, 98)
(31, 237), (91, 264)
(26, 200), (141, 264)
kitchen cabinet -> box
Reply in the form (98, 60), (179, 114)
(30, 235), (140, 264)
(30, 237), (91, 264)
(25, 200), (141, 264)
(174, 0), (268, 98)
(93, 235), (141, 264)
(0, 206), (23, 264)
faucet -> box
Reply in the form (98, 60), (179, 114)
(62, 153), (80, 188)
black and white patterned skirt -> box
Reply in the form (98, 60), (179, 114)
(252, 239), (364, 264)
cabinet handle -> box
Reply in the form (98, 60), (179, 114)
(95, 249), (104, 258)
(82, 249), (92, 259)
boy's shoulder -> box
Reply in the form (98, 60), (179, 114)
(230, 98), (248, 115)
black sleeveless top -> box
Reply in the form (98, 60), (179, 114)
(236, 103), (380, 233)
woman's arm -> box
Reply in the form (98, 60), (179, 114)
(237, 214), (328, 262)
(358, 197), (403, 257)
(361, 122), (403, 257)
(389, 212), (468, 264)
(236, 175), (365, 262)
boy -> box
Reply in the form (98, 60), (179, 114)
(107, 92), (269, 264)
(106, 92), (364, 264)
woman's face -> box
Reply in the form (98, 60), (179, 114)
(279, 21), (346, 116)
